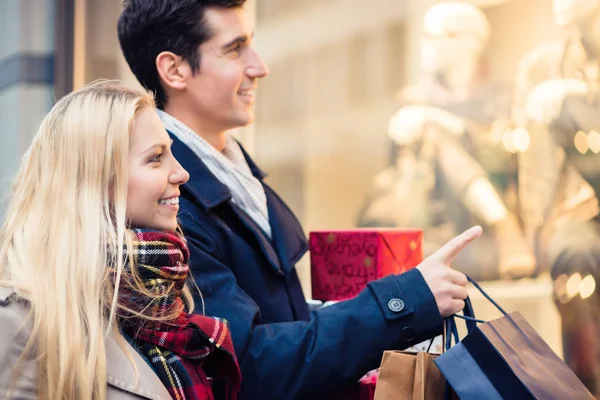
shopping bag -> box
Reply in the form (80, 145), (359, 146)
(435, 277), (595, 400)
(374, 349), (456, 399)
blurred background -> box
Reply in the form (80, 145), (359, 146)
(5, 0), (600, 393)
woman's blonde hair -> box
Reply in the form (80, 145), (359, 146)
(0, 81), (192, 399)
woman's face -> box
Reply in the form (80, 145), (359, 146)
(126, 107), (189, 231)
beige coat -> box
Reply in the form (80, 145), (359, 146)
(0, 286), (172, 399)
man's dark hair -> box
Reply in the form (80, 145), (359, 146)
(118, 0), (246, 109)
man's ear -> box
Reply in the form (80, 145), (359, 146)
(156, 51), (188, 91)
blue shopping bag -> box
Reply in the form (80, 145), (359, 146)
(435, 277), (594, 400)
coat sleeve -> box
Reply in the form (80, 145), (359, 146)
(0, 301), (38, 399)
(181, 215), (443, 400)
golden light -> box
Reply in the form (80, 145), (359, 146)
(575, 130), (589, 154)
(588, 130), (600, 154)
(566, 273), (582, 299)
(579, 275), (596, 299)
(512, 127), (530, 152)
(502, 130), (517, 153)
(489, 121), (507, 144)
(555, 274), (569, 298)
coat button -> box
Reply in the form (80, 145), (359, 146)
(402, 327), (416, 342)
(388, 298), (405, 313)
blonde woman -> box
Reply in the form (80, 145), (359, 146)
(0, 82), (241, 400)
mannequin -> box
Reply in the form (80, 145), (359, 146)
(358, 1), (534, 281)
(515, 0), (600, 392)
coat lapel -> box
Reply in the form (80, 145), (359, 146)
(0, 285), (169, 400)
(264, 185), (309, 278)
(169, 133), (284, 276)
(228, 201), (284, 276)
(105, 332), (171, 400)
(233, 145), (309, 277)
(235, 145), (309, 278)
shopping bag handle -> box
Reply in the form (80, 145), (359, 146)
(444, 315), (460, 350)
(451, 275), (507, 328)
(444, 275), (508, 351)
(444, 295), (473, 350)
(465, 275), (508, 316)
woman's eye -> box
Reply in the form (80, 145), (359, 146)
(149, 153), (162, 163)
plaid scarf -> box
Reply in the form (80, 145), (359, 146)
(114, 229), (241, 400)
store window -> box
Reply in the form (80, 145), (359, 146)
(255, 0), (600, 393)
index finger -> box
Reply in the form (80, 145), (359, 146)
(431, 226), (483, 264)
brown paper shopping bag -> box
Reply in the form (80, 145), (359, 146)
(374, 351), (454, 400)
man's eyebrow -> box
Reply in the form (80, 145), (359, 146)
(221, 32), (255, 50)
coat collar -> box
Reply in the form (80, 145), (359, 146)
(170, 131), (290, 275)
(105, 332), (172, 400)
(170, 132), (310, 277)
(169, 131), (267, 210)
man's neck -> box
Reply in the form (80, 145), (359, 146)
(163, 102), (228, 152)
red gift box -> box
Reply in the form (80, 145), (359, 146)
(309, 229), (423, 302)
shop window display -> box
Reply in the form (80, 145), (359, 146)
(513, 0), (600, 392)
(357, 1), (534, 282)
(255, 0), (600, 394)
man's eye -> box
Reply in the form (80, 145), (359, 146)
(227, 43), (243, 56)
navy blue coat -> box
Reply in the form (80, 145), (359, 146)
(170, 133), (443, 399)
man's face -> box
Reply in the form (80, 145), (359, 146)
(553, 0), (598, 27)
(183, 7), (269, 132)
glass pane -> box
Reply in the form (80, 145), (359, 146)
(255, 0), (600, 393)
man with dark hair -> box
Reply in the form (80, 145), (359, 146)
(118, 1), (481, 398)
